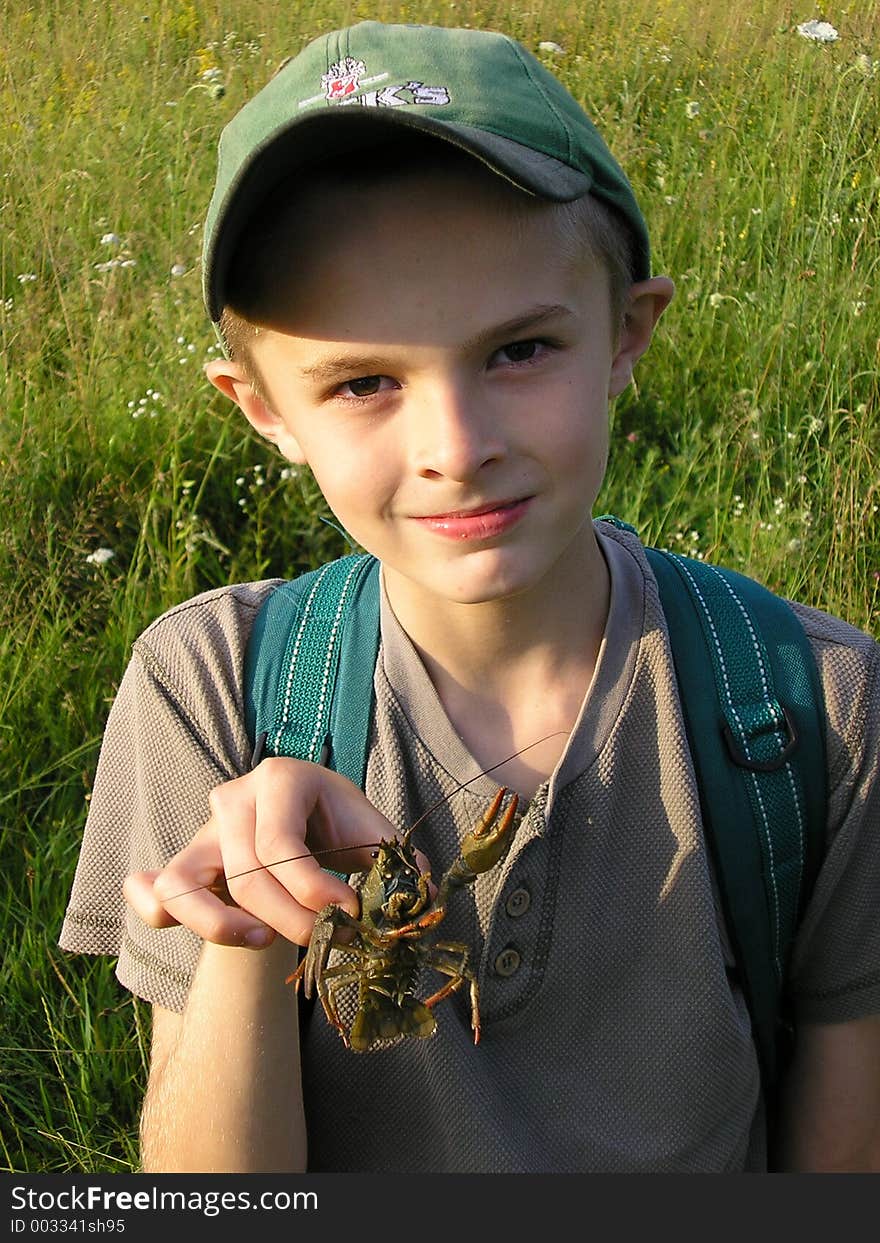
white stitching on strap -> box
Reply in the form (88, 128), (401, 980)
(306, 558), (366, 761)
(671, 555), (792, 976)
(271, 561), (337, 755)
(702, 564), (805, 921)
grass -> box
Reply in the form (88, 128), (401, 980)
(1, 0), (878, 1172)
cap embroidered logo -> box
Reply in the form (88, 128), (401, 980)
(321, 57), (366, 100)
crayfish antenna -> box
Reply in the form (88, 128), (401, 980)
(399, 732), (563, 846)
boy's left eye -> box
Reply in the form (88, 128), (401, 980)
(492, 339), (550, 366)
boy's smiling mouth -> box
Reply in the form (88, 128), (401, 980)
(410, 496), (534, 540)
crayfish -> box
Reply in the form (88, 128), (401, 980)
(287, 785), (519, 1052)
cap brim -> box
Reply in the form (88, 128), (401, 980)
(204, 109), (593, 323)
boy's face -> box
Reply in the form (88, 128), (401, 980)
(209, 166), (672, 610)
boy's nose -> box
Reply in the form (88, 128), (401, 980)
(412, 380), (505, 482)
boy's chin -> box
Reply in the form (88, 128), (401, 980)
(397, 556), (550, 609)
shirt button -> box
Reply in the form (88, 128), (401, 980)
(505, 887), (531, 918)
(494, 947), (521, 977)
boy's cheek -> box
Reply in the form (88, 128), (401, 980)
(304, 458), (388, 538)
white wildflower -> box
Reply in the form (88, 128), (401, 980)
(855, 53), (879, 77)
(17, 273), (37, 283)
(100, 232), (121, 246)
(685, 100), (700, 118)
(709, 292), (725, 308)
(796, 20), (839, 43)
(538, 41), (564, 55)
(170, 263), (187, 277)
(85, 547), (115, 566)
(94, 257), (136, 272)
(201, 67), (224, 81)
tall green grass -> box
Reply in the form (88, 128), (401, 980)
(1, 0), (878, 1172)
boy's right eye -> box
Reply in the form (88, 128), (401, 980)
(335, 375), (396, 399)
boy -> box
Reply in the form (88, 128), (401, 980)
(60, 21), (880, 1174)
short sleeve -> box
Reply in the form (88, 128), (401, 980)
(787, 606), (880, 1024)
(59, 580), (279, 1012)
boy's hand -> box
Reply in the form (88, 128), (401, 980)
(123, 759), (407, 948)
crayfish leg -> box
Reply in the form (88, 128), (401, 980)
(313, 964), (367, 1048)
(423, 942), (482, 1044)
(285, 959), (306, 989)
(470, 978), (481, 1045)
(383, 906), (446, 940)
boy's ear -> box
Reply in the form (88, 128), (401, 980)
(204, 358), (308, 464)
(608, 276), (675, 398)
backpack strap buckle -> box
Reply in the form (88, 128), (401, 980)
(722, 702), (799, 772)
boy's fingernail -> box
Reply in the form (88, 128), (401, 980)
(244, 926), (272, 947)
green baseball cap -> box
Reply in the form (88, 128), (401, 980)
(203, 20), (651, 323)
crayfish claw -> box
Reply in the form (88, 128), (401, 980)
(460, 788), (519, 875)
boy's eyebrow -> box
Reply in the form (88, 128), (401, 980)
(298, 304), (576, 382)
(461, 303), (576, 353)
(299, 353), (398, 382)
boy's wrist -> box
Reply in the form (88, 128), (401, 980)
(196, 934), (301, 999)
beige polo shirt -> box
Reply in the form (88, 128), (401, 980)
(60, 523), (880, 1171)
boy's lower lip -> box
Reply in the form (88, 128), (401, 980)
(411, 497), (533, 540)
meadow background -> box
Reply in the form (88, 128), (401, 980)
(1, 0), (878, 1172)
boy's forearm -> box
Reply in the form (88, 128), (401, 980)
(772, 1015), (880, 1173)
(140, 937), (307, 1173)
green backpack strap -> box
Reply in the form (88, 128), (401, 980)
(244, 552), (380, 784)
(598, 515), (826, 1098)
(645, 542), (826, 1096)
